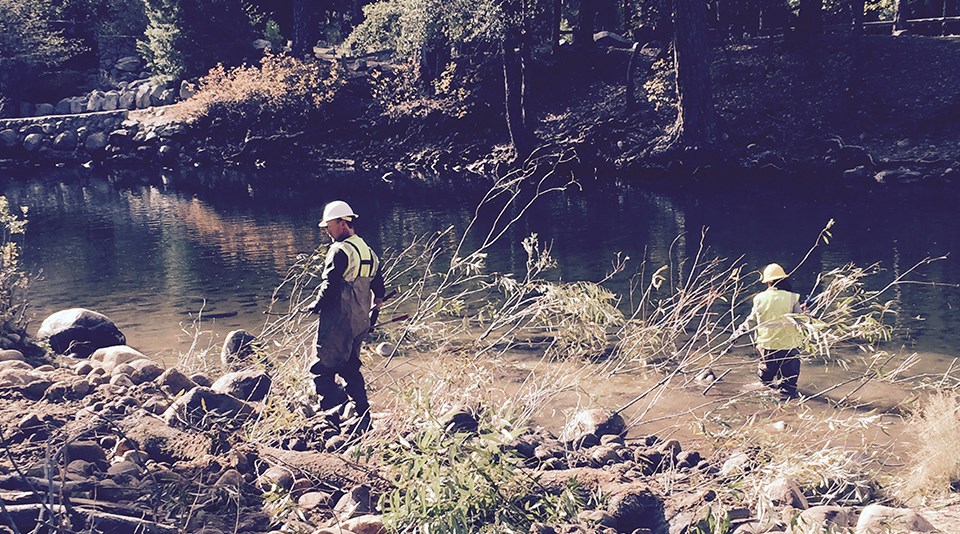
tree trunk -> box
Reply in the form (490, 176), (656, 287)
(657, 0), (674, 43)
(893, 0), (908, 32)
(503, 0), (533, 158)
(798, 0), (823, 35)
(851, 0), (865, 34)
(669, 0), (718, 149)
(553, 0), (561, 56)
(575, 0), (597, 49)
(291, 0), (312, 57)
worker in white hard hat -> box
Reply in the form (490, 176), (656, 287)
(730, 262), (804, 398)
(305, 200), (385, 431)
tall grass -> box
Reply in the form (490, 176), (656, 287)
(896, 393), (960, 503)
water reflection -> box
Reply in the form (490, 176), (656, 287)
(0, 165), (958, 370)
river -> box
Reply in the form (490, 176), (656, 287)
(1, 164), (958, 380)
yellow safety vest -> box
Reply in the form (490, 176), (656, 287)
(329, 234), (379, 282)
(751, 287), (802, 351)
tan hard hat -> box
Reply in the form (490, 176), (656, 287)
(761, 263), (788, 284)
(319, 200), (358, 227)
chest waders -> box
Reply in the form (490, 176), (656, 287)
(311, 235), (379, 425)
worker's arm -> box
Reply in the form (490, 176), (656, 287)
(729, 299), (759, 342)
(305, 249), (348, 313)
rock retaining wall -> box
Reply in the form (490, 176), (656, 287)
(0, 111), (130, 162)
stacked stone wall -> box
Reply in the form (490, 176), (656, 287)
(0, 111), (130, 162)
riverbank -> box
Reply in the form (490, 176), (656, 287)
(4, 34), (960, 188)
(2, 307), (959, 533)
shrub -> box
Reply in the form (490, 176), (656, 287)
(180, 53), (346, 130)
(0, 197), (28, 333)
(897, 393), (960, 502)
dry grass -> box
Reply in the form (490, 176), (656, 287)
(895, 393), (960, 503)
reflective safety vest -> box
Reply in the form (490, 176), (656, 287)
(330, 235), (379, 282)
(751, 287), (803, 351)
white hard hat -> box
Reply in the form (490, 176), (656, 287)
(761, 263), (788, 284)
(319, 200), (358, 227)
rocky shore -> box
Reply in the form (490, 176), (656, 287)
(1, 307), (957, 533)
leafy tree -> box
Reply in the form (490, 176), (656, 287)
(0, 0), (83, 103)
(139, 0), (256, 83)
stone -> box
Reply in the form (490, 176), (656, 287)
(297, 491), (331, 510)
(763, 477), (808, 510)
(128, 359), (164, 384)
(23, 133), (43, 152)
(103, 91), (119, 111)
(256, 466), (295, 491)
(38, 309), (126, 356)
(90, 345), (145, 373)
(85, 132), (108, 151)
(795, 505), (852, 532)
(0, 129), (18, 148)
(135, 84), (152, 108)
(590, 445), (622, 467)
(0, 349), (24, 362)
(720, 452), (753, 476)
(854, 504), (938, 533)
(35, 103), (55, 116)
(65, 441), (107, 465)
(69, 98), (86, 114)
(179, 80), (197, 100)
(115, 56), (141, 72)
(119, 90), (136, 110)
(334, 485), (373, 521)
(86, 91), (105, 112)
(560, 409), (625, 446)
(211, 369), (271, 402)
(52, 130), (78, 151)
(339, 515), (386, 534)
(605, 482), (667, 533)
(156, 368), (197, 395)
(220, 329), (259, 368)
(161, 387), (255, 430)
(55, 98), (72, 114)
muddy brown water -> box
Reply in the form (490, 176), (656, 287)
(0, 167), (956, 463)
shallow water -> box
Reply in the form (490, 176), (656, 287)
(1, 165), (958, 384)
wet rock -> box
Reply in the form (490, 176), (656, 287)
(854, 504), (938, 533)
(211, 369), (271, 402)
(191, 372), (213, 387)
(220, 329), (258, 368)
(0, 129), (18, 148)
(38, 308), (126, 356)
(676, 450), (701, 470)
(161, 386), (255, 430)
(53, 130), (78, 150)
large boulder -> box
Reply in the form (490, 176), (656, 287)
(211, 369), (271, 402)
(220, 329), (258, 368)
(161, 387), (255, 430)
(38, 308), (126, 357)
(855, 504), (938, 533)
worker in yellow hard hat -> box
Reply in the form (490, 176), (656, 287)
(730, 263), (804, 398)
(305, 200), (385, 432)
